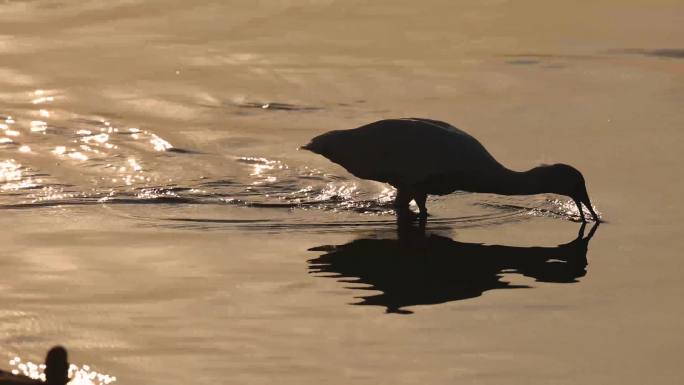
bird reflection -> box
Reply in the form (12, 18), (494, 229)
(308, 220), (599, 314)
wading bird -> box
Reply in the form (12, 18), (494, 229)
(302, 118), (599, 221)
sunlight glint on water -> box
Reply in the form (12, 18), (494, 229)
(8, 357), (116, 385)
(0, 84), (599, 222)
(540, 198), (602, 222)
(0, 159), (42, 191)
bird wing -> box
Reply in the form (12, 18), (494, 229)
(307, 119), (503, 188)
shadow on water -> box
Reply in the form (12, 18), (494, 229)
(622, 48), (684, 59)
(308, 220), (599, 314)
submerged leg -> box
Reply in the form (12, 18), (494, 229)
(394, 189), (415, 219)
(394, 189), (412, 210)
(574, 200), (586, 222)
(414, 192), (428, 218)
(576, 222), (587, 240)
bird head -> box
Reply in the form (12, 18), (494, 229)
(536, 164), (599, 222)
(45, 346), (69, 385)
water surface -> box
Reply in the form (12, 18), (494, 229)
(1, 1), (683, 384)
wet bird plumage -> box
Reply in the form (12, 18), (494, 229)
(303, 118), (599, 221)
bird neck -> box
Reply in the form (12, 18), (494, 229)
(488, 167), (545, 196)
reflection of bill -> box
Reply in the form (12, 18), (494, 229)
(309, 222), (599, 314)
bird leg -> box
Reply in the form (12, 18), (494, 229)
(394, 189), (415, 218)
(414, 192), (428, 218)
(574, 199), (586, 222)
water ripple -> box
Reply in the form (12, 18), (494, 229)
(1, 150), (594, 226)
(0, 90), (599, 225)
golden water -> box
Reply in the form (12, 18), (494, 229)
(1, 1), (683, 384)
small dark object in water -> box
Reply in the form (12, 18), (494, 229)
(0, 346), (69, 385)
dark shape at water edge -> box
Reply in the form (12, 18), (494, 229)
(167, 147), (203, 154)
(308, 221), (599, 314)
(622, 48), (684, 59)
(505, 59), (541, 65)
(0, 346), (69, 385)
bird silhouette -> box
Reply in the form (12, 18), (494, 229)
(308, 220), (598, 314)
(0, 346), (69, 385)
(303, 118), (599, 221)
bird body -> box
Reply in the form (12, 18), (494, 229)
(304, 118), (502, 193)
(303, 118), (599, 221)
